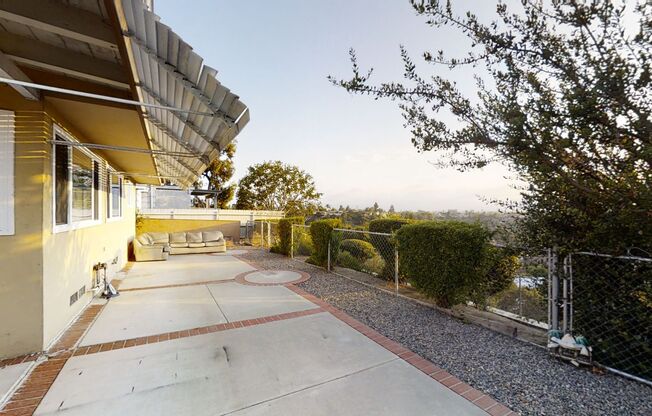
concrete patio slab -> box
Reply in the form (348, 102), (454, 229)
(118, 255), (255, 290)
(34, 313), (402, 415)
(79, 285), (227, 346)
(229, 359), (487, 416)
(244, 270), (302, 284)
(0, 362), (31, 404)
(207, 282), (318, 322)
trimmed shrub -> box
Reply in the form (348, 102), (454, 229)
(307, 219), (341, 267)
(396, 221), (492, 307)
(337, 251), (364, 272)
(295, 229), (313, 256)
(368, 218), (411, 279)
(470, 246), (520, 307)
(271, 216), (304, 256)
(368, 218), (412, 234)
(363, 254), (385, 275)
(340, 239), (377, 261)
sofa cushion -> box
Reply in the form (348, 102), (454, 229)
(187, 232), (203, 243)
(188, 242), (205, 248)
(204, 241), (224, 247)
(170, 242), (188, 248)
(137, 234), (152, 245)
(169, 232), (187, 244)
(149, 232), (169, 244)
(202, 231), (223, 242)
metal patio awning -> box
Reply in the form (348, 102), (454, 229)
(114, 0), (250, 188)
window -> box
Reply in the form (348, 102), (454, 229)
(93, 161), (100, 220)
(0, 110), (14, 235)
(71, 149), (93, 222)
(54, 142), (70, 225)
(107, 171), (123, 219)
(53, 127), (101, 232)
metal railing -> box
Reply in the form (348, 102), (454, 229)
(139, 208), (284, 224)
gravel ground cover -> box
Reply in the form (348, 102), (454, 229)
(238, 249), (652, 416)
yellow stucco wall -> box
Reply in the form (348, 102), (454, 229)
(0, 86), (138, 358)
(40, 111), (136, 348)
(0, 87), (47, 357)
(138, 218), (241, 241)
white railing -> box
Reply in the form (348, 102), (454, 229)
(138, 208), (284, 225)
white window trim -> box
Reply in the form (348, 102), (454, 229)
(52, 125), (102, 234)
(0, 109), (14, 236)
(106, 169), (124, 222)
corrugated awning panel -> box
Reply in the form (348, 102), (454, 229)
(118, 0), (249, 187)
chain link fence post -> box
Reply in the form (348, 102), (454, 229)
(394, 248), (399, 294)
(267, 221), (271, 249)
(549, 248), (559, 331)
(327, 240), (331, 271)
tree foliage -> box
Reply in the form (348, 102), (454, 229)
(331, 0), (651, 252)
(235, 161), (322, 216)
(197, 143), (237, 208)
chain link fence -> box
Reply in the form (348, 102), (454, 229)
(558, 252), (652, 383)
(290, 224), (313, 258)
(329, 228), (399, 290)
(243, 220), (280, 248)
(483, 248), (549, 327)
(279, 225), (651, 384)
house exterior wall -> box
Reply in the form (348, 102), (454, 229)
(0, 86), (47, 358)
(40, 108), (136, 349)
(0, 86), (137, 358)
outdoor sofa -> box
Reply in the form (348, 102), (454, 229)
(134, 231), (226, 261)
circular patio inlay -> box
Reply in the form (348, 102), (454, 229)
(244, 270), (304, 284)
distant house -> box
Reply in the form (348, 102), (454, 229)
(0, 0), (249, 359)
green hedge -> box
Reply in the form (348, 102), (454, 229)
(271, 216), (304, 256)
(470, 246), (520, 307)
(368, 218), (411, 279)
(340, 239), (376, 261)
(396, 221), (496, 307)
(307, 219), (341, 267)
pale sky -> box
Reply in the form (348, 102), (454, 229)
(155, 0), (524, 211)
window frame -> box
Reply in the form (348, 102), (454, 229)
(0, 109), (14, 236)
(106, 169), (124, 222)
(52, 125), (102, 233)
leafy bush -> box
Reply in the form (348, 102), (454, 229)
(340, 239), (377, 261)
(295, 230), (313, 256)
(271, 216), (304, 256)
(337, 250), (385, 276)
(368, 218), (411, 279)
(572, 255), (652, 380)
(307, 219), (341, 267)
(489, 285), (547, 322)
(337, 251), (364, 272)
(363, 255), (385, 275)
(396, 221), (493, 307)
(470, 246), (521, 306)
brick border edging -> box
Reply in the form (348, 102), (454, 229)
(116, 278), (235, 292)
(70, 307), (324, 357)
(0, 355), (39, 370)
(0, 304), (106, 416)
(234, 251), (517, 416)
(0, 306), (325, 416)
(234, 269), (311, 287)
(285, 285), (517, 416)
(2, 251), (516, 416)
